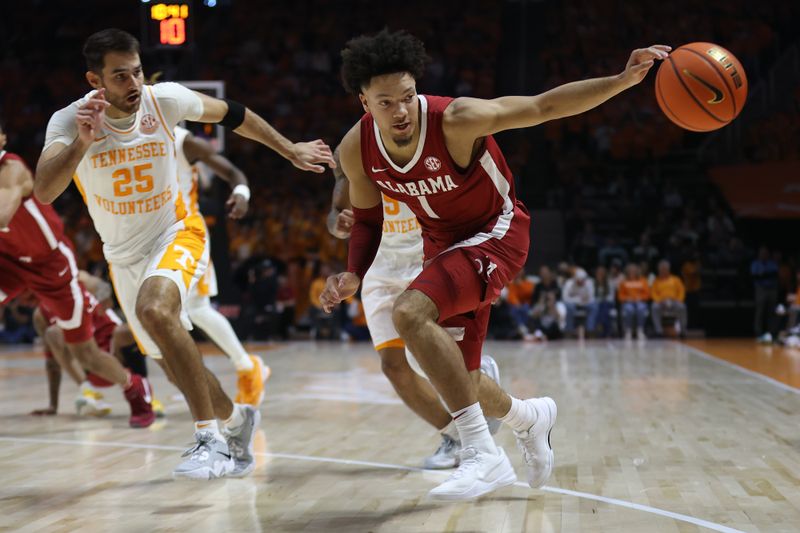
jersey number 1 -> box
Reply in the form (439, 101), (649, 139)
(112, 163), (154, 197)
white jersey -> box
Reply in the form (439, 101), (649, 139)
(174, 126), (201, 215)
(44, 83), (203, 265)
(376, 193), (424, 266)
(361, 194), (424, 349)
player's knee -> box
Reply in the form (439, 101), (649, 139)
(43, 325), (63, 348)
(392, 292), (434, 335)
(380, 351), (413, 384)
(136, 300), (175, 331)
(392, 301), (419, 335)
(112, 325), (133, 349)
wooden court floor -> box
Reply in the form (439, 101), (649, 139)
(0, 339), (798, 532)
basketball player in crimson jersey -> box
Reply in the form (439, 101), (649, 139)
(0, 118), (154, 427)
(320, 29), (670, 500)
(31, 271), (158, 418)
(328, 146), (503, 469)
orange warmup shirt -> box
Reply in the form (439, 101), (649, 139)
(507, 279), (535, 306)
(617, 277), (650, 302)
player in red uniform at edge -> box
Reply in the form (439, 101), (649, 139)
(0, 117), (154, 427)
(320, 29), (670, 500)
(31, 271), (155, 418)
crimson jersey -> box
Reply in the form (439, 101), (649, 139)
(0, 151), (67, 262)
(360, 95), (530, 260)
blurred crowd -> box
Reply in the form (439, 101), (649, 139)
(1, 0), (799, 343)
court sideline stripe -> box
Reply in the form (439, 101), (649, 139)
(679, 342), (800, 395)
(0, 435), (745, 533)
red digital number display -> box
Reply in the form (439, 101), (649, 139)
(145, 3), (191, 49)
(160, 18), (186, 45)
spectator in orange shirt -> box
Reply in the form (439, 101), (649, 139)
(506, 269), (535, 337)
(617, 263), (650, 340)
(651, 260), (688, 337)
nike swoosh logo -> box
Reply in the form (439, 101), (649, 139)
(371, 166), (389, 173)
(218, 452), (232, 459)
(682, 69), (724, 104)
(58, 267), (70, 277)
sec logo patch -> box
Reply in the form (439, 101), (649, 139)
(424, 156), (441, 172)
(140, 114), (159, 134)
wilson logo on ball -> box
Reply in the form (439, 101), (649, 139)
(424, 156), (441, 172)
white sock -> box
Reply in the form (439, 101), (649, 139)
(451, 403), (498, 455)
(500, 397), (538, 432)
(224, 403), (246, 431)
(189, 300), (253, 371)
(194, 420), (224, 441)
(440, 419), (458, 441)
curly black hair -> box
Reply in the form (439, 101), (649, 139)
(340, 28), (429, 94)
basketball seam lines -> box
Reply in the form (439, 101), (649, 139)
(667, 56), (727, 124)
(681, 47), (737, 118)
(656, 71), (700, 131)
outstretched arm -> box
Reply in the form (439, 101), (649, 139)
(326, 146), (355, 239)
(194, 92), (336, 173)
(182, 132), (250, 219)
(444, 45), (670, 141)
(0, 158), (33, 227)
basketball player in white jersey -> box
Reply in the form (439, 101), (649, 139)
(36, 29), (334, 480)
(328, 147), (502, 469)
(174, 126), (270, 406)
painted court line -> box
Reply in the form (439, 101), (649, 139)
(0, 435), (744, 533)
(679, 342), (800, 395)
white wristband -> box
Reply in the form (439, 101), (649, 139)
(232, 184), (251, 201)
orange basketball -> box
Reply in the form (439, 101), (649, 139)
(655, 42), (748, 132)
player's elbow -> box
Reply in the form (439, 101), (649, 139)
(33, 181), (56, 205)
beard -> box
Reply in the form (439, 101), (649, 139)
(107, 93), (141, 115)
(393, 135), (413, 147)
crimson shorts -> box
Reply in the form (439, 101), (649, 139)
(40, 290), (122, 388)
(407, 209), (529, 370)
(0, 242), (93, 344)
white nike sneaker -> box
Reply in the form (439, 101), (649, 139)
(479, 355), (502, 435)
(173, 431), (235, 480)
(428, 446), (517, 501)
(225, 405), (261, 478)
(513, 397), (557, 488)
(424, 433), (460, 469)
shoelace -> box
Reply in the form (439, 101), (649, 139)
(447, 447), (480, 481)
(227, 435), (245, 458)
(515, 430), (536, 465)
(182, 433), (214, 459)
(434, 435), (456, 456)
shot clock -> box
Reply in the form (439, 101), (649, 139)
(140, 1), (193, 50)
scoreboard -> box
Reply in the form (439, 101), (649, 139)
(140, 1), (193, 50)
